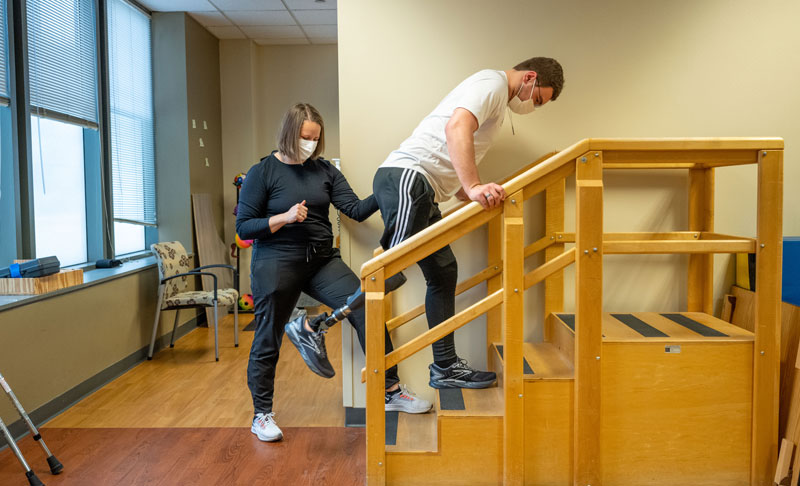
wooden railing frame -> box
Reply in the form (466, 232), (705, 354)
(360, 138), (783, 486)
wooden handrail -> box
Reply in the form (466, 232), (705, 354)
(386, 235), (556, 333)
(524, 248), (576, 290)
(360, 140), (590, 279)
(368, 152), (560, 262)
(361, 289), (504, 382)
(386, 264), (502, 332)
(604, 239), (756, 254)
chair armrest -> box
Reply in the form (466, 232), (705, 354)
(193, 264), (236, 274)
(163, 271), (218, 301)
(192, 264), (239, 294)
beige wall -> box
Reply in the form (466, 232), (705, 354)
(186, 15), (225, 245)
(0, 268), (203, 424)
(339, 0), (800, 401)
(221, 42), (340, 294)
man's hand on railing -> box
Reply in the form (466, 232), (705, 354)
(467, 182), (506, 210)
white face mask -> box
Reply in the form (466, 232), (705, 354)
(508, 78), (537, 115)
(298, 138), (318, 161)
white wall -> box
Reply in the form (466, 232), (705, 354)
(339, 0), (800, 404)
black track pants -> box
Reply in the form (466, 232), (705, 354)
(372, 167), (458, 366)
(248, 246), (399, 414)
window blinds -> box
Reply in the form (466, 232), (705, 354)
(107, 0), (155, 225)
(27, 0), (98, 124)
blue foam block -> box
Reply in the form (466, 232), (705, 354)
(784, 237), (800, 307)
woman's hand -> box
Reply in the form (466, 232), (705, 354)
(285, 200), (308, 224)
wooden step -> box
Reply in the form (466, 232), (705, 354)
(550, 311), (754, 343)
(385, 409), (437, 453)
(386, 386), (504, 484)
(491, 341), (574, 381)
(435, 386), (503, 417)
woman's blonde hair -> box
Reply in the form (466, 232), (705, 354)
(277, 103), (325, 162)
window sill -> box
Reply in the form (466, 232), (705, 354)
(0, 255), (160, 312)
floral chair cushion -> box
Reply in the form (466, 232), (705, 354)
(164, 288), (239, 308)
(151, 241), (193, 299)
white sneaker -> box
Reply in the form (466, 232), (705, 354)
(385, 384), (432, 414)
(251, 412), (283, 442)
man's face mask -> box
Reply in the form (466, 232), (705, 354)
(508, 78), (538, 115)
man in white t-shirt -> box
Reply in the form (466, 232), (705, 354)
(373, 57), (564, 389)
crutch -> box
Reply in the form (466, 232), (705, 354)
(0, 372), (63, 483)
(0, 415), (44, 486)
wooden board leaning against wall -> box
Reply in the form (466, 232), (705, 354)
(721, 285), (800, 484)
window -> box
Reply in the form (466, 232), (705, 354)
(30, 116), (88, 265)
(107, 0), (155, 256)
(1, 0), (14, 265)
(26, 0), (99, 265)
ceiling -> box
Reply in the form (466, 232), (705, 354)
(136, 0), (337, 45)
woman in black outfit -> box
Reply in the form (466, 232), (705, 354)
(236, 103), (430, 442)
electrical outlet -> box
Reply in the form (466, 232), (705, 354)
(192, 119), (196, 129)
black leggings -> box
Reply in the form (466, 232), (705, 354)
(373, 167), (458, 367)
(248, 245), (399, 414)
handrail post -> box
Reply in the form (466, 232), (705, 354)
(574, 151), (603, 486)
(487, 213), (503, 365)
(365, 268), (386, 486)
(752, 149), (782, 485)
(544, 178), (565, 338)
(503, 190), (525, 486)
(688, 167), (715, 313)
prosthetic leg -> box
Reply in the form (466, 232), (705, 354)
(284, 273), (407, 378)
(310, 272), (407, 330)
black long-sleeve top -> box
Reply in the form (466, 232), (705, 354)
(236, 152), (378, 250)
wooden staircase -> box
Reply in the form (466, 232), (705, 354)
(360, 138), (784, 485)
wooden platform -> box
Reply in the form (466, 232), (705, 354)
(385, 312), (754, 486)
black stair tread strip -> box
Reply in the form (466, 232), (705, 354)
(496, 344), (534, 374)
(611, 313), (669, 338)
(523, 359), (534, 375)
(385, 411), (399, 446)
(660, 313), (728, 337)
(557, 313), (575, 331)
(555, 313), (604, 337)
(439, 388), (465, 410)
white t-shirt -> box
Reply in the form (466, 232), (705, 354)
(381, 70), (509, 202)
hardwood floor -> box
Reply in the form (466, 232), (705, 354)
(46, 314), (347, 428)
(0, 314), (366, 485)
(0, 427), (366, 486)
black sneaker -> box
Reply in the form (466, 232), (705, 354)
(284, 312), (335, 378)
(428, 358), (496, 389)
